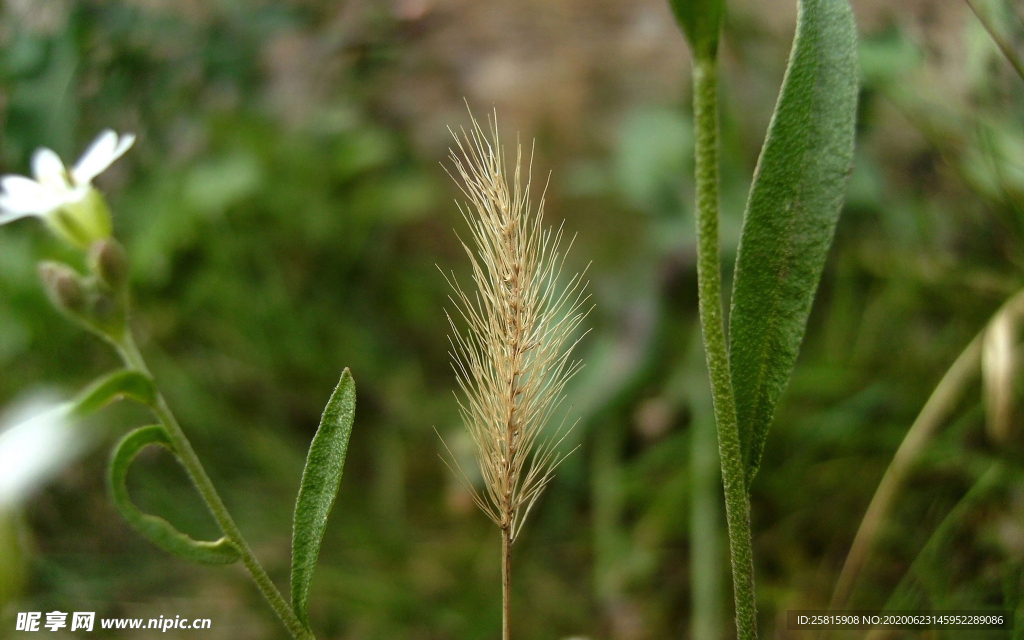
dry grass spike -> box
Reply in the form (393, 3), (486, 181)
(439, 108), (590, 640)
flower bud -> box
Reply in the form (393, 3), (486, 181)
(88, 239), (130, 291)
(88, 291), (125, 334)
(38, 262), (87, 316)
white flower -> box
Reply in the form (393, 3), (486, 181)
(0, 396), (83, 509)
(0, 130), (135, 247)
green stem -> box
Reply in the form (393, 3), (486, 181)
(116, 333), (313, 640)
(884, 462), (1004, 612)
(502, 526), (511, 640)
(829, 334), (982, 611)
(964, 0), (1024, 83)
(690, 354), (723, 640)
(858, 463), (1006, 640)
(692, 56), (758, 640)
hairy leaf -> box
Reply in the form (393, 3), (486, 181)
(73, 369), (156, 416)
(728, 0), (859, 487)
(291, 368), (356, 627)
(107, 425), (240, 564)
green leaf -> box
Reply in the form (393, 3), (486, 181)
(728, 0), (859, 487)
(73, 370), (157, 417)
(667, 0), (724, 61)
(107, 425), (241, 565)
(291, 368), (356, 627)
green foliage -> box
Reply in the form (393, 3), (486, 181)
(2, 0), (1023, 636)
(107, 425), (241, 565)
(616, 108), (693, 217)
(291, 369), (356, 628)
(728, 0), (859, 487)
(668, 0), (725, 61)
(71, 369), (156, 416)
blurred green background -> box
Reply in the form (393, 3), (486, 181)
(2, 0), (1024, 638)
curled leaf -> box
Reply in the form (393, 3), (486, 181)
(73, 370), (156, 417)
(107, 425), (240, 565)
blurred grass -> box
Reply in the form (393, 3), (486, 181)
(1, 0), (1024, 639)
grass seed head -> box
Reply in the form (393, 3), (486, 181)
(441, 110), (590, 542)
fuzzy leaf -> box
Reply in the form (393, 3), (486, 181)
(291, 368), (356, 627)
(107, 425), (241, 564)
(73, 370), (156, 417)
(728, 0), (859, 486)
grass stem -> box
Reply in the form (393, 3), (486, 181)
(502, 526), (512, 640)
(965, 0), (1024, 83)
(829, 335), (981, 611)
(831, 288), (1024, 610)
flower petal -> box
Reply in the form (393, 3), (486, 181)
(111, 132), (136, 161)
(0, 398), (80, 508)
(0, 175), (57, 218)
(72, 130), (134, 185)
(0, 207), (37, 224)
(1, 175), (46, 200)
(31, 148), (68, 187)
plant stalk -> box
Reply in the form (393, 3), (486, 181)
(116, 332), (313, 640)
(964, 0), (1024, 83)
(692, 56), (758, 640)
(690, 347), (723, 640)
(830, 288), (1024, 610)
(829, 334), (982, 611)
(502, 525), (512, 640)
(859, 462), (1005, 640)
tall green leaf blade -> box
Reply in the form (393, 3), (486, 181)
(291, 368), (356, 627)
(728, 0), (859, 487)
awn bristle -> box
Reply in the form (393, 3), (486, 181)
(442, 112), (590, 543)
